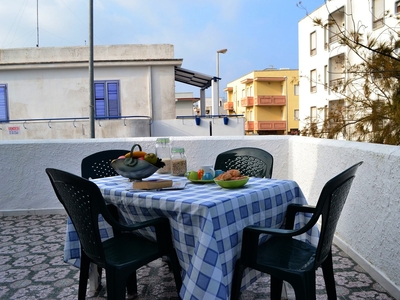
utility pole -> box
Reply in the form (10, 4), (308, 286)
(89, 0), (95, 138)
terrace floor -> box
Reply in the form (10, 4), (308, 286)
(0, 214), (395, 300)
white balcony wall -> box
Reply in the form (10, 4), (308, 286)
(1, 136), (399, 298)
(151, 117), (245, 136)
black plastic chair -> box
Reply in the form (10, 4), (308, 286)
(46, 168), (182, 300)
(81, 149), (129, 289)
(214, 147), (273, 178)
(231, 161), (363, 300)
(81, 149), (128, 179)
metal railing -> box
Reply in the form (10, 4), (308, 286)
(175, 114), (244, 120)
(0, 115), (152, 129)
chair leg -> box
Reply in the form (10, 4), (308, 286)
(321, 251), (337, 300)
(78, 253), (90, 300)
(126, 272), (138, 296)
(97, 265), (103, 291)
(290, 273), (316, 300)
(167, 250), (183, 293)
(231, 259), (245, 300)
(105, 268), (127, 300)
(270, 276), (283, 300)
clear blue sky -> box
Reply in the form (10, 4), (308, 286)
(0, 0), (325, 97)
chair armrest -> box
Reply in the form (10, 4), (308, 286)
(285, 203), (316, 229)
(102, 205), (174, 256)
(245, 225), (300, 238)
(102, 206), (170, 233)
(101, 203), (173, 251)
(241, 204), (319, 264)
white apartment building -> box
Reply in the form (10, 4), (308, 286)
(298, 0), (400, 135)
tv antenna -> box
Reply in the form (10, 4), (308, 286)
(36, 0), (39, 47)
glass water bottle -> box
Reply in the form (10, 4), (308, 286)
(155, 138), (171, 174)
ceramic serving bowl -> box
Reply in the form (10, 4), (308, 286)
(214, 176), (249, 189)
(111, 158), (159, 180)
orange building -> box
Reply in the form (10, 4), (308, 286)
(224, 68), (299, 135)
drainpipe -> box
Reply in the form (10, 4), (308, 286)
(148, 66), (153, 136)
(284, 76), (288, 134)
(200, 89), (206, 115)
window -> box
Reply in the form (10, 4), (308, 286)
(373, 0), (385, 29)
(247, 86), (252, 96)
(0, 84), (9, 122)
(94, 81), (120, 118)
(396, 1), (400, 14)
(329, 100), (345, 126)
(294, 84), (299, 96)
(324, 65), (328, 90)
(310, 31), (317, 56)
(324, 24), (329, 50)
(294, 109), (299, 120)
(310, 69), (317, 93)
(310, 106), (317, 122)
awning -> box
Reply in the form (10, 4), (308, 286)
(175, 66), (214, 89)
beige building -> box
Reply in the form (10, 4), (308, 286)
(224, 69), (299, 135)
(175, 92), (199, 116)
(0, 44), (244, 139)
(0, 44), (183, 139)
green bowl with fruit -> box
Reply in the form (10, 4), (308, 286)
(214, 176), (249, 189)
(110, 144), (164, 180)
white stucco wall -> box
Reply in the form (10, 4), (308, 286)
(0, 136), (399, 298)
(151, 117), (245, 136)
(289, 137), (400, 298)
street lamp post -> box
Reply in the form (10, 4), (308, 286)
(214, 48), (227, 115)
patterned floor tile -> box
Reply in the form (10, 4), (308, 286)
(0, 214), (395, 300)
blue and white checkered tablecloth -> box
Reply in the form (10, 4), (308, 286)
(64, 174), (319, 300)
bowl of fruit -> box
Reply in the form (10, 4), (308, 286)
(214, 169), (249, 189)
(111, 144), (165, 180)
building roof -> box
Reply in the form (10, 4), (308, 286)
(175, 67), (214, 89)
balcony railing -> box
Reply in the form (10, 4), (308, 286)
(244, 121), (254, 131)
(254, 121), (286, 131)
(330, 77), (344, 89)
(245, 121), (286, 131)
(329, 32), (341, 43)
(241, 97), (254, 107)
(241, 96), (287, 107)
(255, 95), (286, 106)
(224, 101), (234, 111)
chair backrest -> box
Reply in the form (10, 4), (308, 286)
(46, 168), (108, 263)
(81, 149), (128, 179)
(214, 147), (274, 178)
(313, 161), (363, 267)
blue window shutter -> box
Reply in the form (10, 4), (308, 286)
(94, 83), (106, 117)
(0, 85), (8, 121)
(107, 82), (119, 117)
(94, 81), (120, 118)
